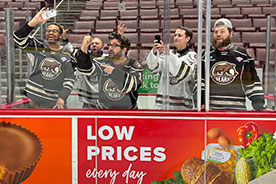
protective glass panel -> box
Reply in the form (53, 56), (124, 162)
(0, 0), (275, 111)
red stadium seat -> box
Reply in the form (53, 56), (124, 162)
(183, 19), (205, 32)
(139, 8), (159, 20)
(232, 32), (242, 45)
(119, 9), (138, 20)
(241, 7), (265, 18)
(220, 7), (243, 19)
(72, 21), (94, 34)
(22, 2), (41, 11)
(251, 0), (271, 6)
(0, 21), (21, 34)
(139, 0), (157, 9)
(103, 1), (120, 10)
(175, 0), (194, 8)
(191, 32), (206, 45)
(99, 9), (119, 20)
(85, 1), (103, 10)
(123, 1), (139, 9)
(232, 0), (252, 7)
(156, 0), (175, 8)
(139, 19), (161, 33)
(255, 48), (275, 67)
(212, 0), (232, 8)
(95, 20), (117, 33)
(262, 7), (276, 16)
(123, 32), (139, 48)
(0, 33), (4, 46)
(241, 32), (273, 48)
(231, 18), (255, 32)
(205, 8), (221, 19)
(179, 8), (198, 19)
(0, 11), (5, 21)
(67, 34), (85, 48)
(79, 10), (99, 21)
(14, 10), (33, 22)
(5, 1), (23, 9)
(127, 49), (140, 62)
(161, 18), (183, 33)
(253, 18), (276, 31)
(91, 33), (109, 46)
(159, 8), (180, 19)
(140, 32), (159, 49)
(117, 19), (138, 33)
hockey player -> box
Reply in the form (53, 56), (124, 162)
(76, 37), (104, 108)
(195, 18), (265, 110)
(76, 32), (143, 109)
(145, 27), (198, 110)
(13, 9), (76, 109)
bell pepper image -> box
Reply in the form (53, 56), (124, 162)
(237, 122), (260, 147)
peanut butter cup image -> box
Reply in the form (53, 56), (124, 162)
(0, 121), (43, 184)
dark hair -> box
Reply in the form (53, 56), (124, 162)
(47, 23), (63, 34)
(93, 37), (104, 48)
(108, 32), (131, 50)
(227, 28), (233, 33)
(177, 26), (193, 43)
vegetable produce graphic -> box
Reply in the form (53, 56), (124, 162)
(152, 121), (276, 184)
(238, 132), (276, 179)
(237, 122), (260, 148)
(235, 157), (251, 184)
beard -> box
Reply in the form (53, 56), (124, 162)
(108, 50), (123, 60)
(211, 35), (232, 49)
(46, 37), (60, 45)
(91, 46), (102, 56)
(48, 40), (59, 45)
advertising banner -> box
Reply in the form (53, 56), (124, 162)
(0, 117), (72, 184)
(1, 111), (276, 184)
(138, 68), (160, 94)
(77, 117), (205, 184)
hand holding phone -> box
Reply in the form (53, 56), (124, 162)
(42, 9), (57, 20)
(154, 35), (161, 44)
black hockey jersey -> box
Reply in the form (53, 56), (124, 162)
(195, 44), (265, 110)
(13, 23), (76, 108)
(77, 50), (143, 109)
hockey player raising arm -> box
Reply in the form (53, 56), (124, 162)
(13, 9), (76, 109)
(76, 32), (143, 109)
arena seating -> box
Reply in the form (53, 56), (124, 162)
(65, 0), (276, 67)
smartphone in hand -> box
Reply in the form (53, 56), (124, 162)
(154, 35), (161, 44)
(42, 9), (57, 20)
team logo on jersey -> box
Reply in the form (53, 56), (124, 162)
(103, 79), (124, 101)
(210, 61), (238, 85)
(40, 58), (62, 80)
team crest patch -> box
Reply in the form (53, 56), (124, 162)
(103, 79), (124, 101)
(210, 61), (239, 85)
(40, 58), (62, 80)
(236, 57), (243, 62)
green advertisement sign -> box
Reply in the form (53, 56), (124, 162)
(138, 68), (160, 94)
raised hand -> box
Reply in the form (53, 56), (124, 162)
(28, 8), (50, 27)
(81, 35), (93, 54)
(117, 22), (127, 36)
